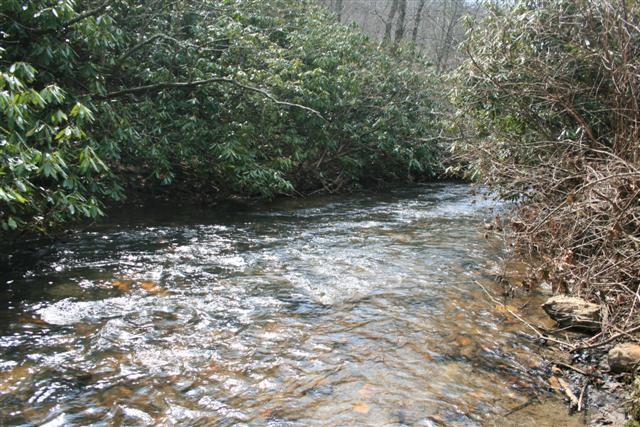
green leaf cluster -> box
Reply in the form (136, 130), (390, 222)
(1, 0), (442, 233)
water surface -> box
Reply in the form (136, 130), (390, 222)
(0, 184), (583, 426)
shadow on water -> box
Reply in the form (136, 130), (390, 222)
(0, 184), (584, 426)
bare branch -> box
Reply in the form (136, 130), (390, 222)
(92, 78), (327, 121)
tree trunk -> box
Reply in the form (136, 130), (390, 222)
(393, 0), (407, 48)
(435, 1), (463, 73)
(412, 0), (427, 44)
(383, 0), (399, 43)
(335, 0), (343, 22)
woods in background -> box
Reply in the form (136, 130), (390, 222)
(318, 0), (483, 72)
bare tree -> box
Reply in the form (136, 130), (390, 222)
(314, 0), (483, 69)
(383, 0), (399, 42)
(393, 0), (407, 48)
(412, 0), (427, 44)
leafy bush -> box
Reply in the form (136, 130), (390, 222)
(1, 0), (442, 233)
(0, 59), (121, 233)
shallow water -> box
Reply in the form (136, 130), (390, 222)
(0, 184), (584, 426)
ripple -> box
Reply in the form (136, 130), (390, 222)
(0, 184), (583, 426)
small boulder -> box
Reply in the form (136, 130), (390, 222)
(541, 295), (601, 331)
(608, 343), (640, 373)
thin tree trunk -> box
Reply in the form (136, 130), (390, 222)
(435, 1), (462, 72)
(393, 0), (407, 48)
(412, 0), (427, 44)
(335, 0), (343, 22)
(383, 0), (399, 43)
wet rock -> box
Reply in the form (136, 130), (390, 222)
(541, 295), (601, 331)
(47, 282), (84, 298)
(608, 343), (640, 373)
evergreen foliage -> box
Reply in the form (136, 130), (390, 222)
(1, 0), (442, 233)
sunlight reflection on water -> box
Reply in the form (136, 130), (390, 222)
(0, 184), (584, 426)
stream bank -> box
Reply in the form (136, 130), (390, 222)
(487, 254), (635, 425)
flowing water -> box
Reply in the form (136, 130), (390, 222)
(0, 184), (584, 426)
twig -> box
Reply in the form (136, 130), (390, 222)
(503, 396), (539, 417)
(527, 200), (568, 234)
(577, 382), (588, 412)
(558, 377), (580, 409)
(115, 34), (231, 66)
(553, 361), (588, 376)
(552, 361), (602, 379)
(65, 2), (110, 28)
(572, 324), (640, 351)
(475, 281), (572, 348)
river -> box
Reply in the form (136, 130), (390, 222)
(0, 184), (584, 426)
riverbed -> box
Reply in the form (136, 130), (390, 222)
(0, 184), (584, 425)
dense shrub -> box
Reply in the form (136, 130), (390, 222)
(453, 0), (640, 337)
(1, 0), (442, 233)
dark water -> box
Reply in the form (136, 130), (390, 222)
(0, 184), (583, 426)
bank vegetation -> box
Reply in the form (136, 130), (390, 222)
(1, 0), (444, 234)
(452, 0), (640, 408)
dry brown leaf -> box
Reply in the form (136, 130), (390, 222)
(455, 335), (473, 346)
(140, 281), (167, 295)
(549, 376), (562, 393)
(353, 402), (370, 414)
(112, 280), (132, 292)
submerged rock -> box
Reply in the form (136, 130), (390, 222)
(608, 343), (640, 373)
(541, 295), (601, 331)
(47, 282), (84, 298)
